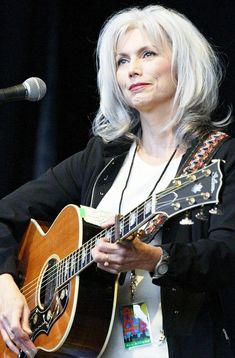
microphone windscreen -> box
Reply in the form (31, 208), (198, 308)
(23, 77), (47, 101)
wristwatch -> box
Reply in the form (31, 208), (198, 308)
(153, 249), (170, 279)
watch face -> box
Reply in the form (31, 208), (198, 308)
(157, 263), (169, 275)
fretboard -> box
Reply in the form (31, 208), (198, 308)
(56, 195), (157, 289)
(55, 159), (222, 289)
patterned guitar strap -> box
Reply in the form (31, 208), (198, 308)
(178, 130), (229, 175)
(142, 130), (229, 241)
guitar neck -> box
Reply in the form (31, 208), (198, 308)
(56, 195), (157, 289)
(56, 159), (223, 289)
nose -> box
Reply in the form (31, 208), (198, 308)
(128, 58), (142, 77)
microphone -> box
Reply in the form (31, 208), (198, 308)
(0, 77), (47, 103)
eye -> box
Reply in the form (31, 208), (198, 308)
(143, 50), (157, 58)
(117, 57), (129, 67)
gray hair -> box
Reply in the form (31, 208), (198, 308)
(92, 5), (230, 145)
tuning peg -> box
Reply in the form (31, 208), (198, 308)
(195, 207), (208, 221)
(209, 206), (223, 215)
(179, 212), (194, 225)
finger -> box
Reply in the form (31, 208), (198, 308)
(100, 220), (115, 228)
(10, 306), (30, 339)
(97, 237), (120, 252)
(7, 306), (36, 353)
(6, 326), (15, 341)
(11, 326), (36, 354)
(0, 326), (19, 354)
(97, 236), (111, 245)
(104, 254), (110, 267)
(2, 323), (28, 355)
(21, 305), (32, 335)
(97, 262), (119, 274)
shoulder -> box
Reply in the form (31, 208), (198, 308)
(56, 135), (133, 173)
(214, 135), (235, 160)
(214, 136), (235, 177)
(84, 135), (133, 159)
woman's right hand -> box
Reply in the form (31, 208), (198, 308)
(0, 273), (37, 357)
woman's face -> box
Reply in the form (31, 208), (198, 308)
(116, 28), (176, 114)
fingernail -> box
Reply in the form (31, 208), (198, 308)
(25, 349), (38, 358)
(32, 348), (38, 356)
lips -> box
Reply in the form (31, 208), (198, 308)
(128, 82), (150, 91)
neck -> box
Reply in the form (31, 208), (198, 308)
(136, 122), (186, 166)
(139, 127), (178, 159)
(139, 110), (177, 151)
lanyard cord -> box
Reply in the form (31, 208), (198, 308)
(147, 144), (179, 198)
(118, 143), (179, 215)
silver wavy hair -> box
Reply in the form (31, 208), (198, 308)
(92, 5), (230, 144)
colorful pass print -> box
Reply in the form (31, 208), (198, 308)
(120, 302), (152, 349)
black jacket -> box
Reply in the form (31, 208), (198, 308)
(1, 135), (235, 357)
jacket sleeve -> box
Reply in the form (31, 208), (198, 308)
(154, 137), (235, 292)
(0, 136), (103, 278)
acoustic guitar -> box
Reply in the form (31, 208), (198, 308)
(0, 160), (223, 357)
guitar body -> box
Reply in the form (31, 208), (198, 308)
(0, 205), (117, 357)
(0, 161), (223, 357)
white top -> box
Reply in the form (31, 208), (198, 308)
(97, 143), (182, 358)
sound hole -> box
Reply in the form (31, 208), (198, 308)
(39, 258), (58, 309)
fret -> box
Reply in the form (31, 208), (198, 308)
(68, 255), (72, 278)
(58, 260), (62, 286)
(57, 256), (69, 287)
(70, 253), (77, 275)
(59, 261), (63, 286)
(129, 210), (137, 229)
(83, 248), (88, 266)
(78, 247), (82, 271)
(122, 218), (131, 237)
(137, 205), (144, 225)
(104, 227), (114, 243)
(81, 243), (92, 268)
(144, 198), (153, 218)
(62, 259), (66, 283)
(56, 261), (61, 288)
(105, 228), (112, 240)
(59, 260), (63, 285)
(53, 160), (221, 293)
(64, 257), (69, 280)
(56, 193), (156, 289)
(95, 236), (100, 245)
(86, 244), (92, 264)
(81, 245), (87, 266)
(119, 220), (124, 237)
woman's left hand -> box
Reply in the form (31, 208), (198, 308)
(91, 236), (162, 274)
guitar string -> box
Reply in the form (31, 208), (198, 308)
(20, 192), (170, 301)
(21, 196), (174, 303)
(20, 181), (179, 298)
(21, 193), (208, 303)
(20, 172), (210, 303)
(20, 172), (210, 302)
(21, 151), (220, 302)
(21, 173), (188, 296)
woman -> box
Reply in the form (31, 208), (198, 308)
(0, 5), (235, 358)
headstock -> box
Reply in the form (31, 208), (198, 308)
(154, 159), (223, 219)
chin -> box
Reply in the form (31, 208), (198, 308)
(129, 99), (149, 111)
(133, 103), (152, 113)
